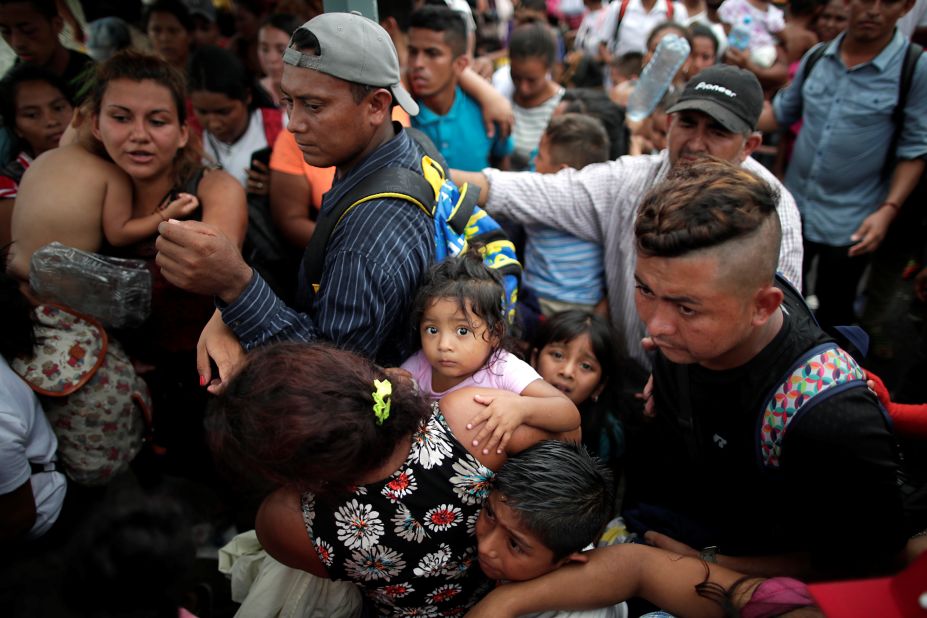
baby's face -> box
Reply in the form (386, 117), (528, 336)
(475, 492), (562, 582)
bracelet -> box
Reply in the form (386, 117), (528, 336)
(881, 201), (900, 211)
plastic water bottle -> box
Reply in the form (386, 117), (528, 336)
(626, 34), (691, 122)
(728, 15), (752, 52)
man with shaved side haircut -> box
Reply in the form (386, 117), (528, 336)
(624, 158), (908, 581)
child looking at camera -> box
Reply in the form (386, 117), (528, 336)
(532, 311), (625, 474)
(401, 253), (579, 454)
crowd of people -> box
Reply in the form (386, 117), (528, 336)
(1, 0), (927, 617)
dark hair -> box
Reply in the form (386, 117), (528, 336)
(560, 88), (628, 158)
(260, 12), (302, 38)
(790, 0), (822, 17)
(0, 62), (72, 146)
(544, 113), (610, 169)
(379, 0), (416, 33)
(509, 22), (556, 67)
(635, 158), (781, 287)
(410, 252), (507, 356)
(62, 492), (195, 617)
(144, 0), (195, 32)
(288, 27), (377, 104)
(564, 53), (603, 89)
(91, 50), (202, 187)
(612, 51), (643, 77)
(410, 5), (468, 58)
(493, 440), (614, 561)
(533, 310), (617, 383)
(687, 22), (719, 56)
(0, 0), (57, 19)
(188, 45), (252, 105)
(0, 255), (35, 360)
(207, 343), (431, 496)
(645, 21), (689, 51)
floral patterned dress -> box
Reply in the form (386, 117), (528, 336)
(301, 402), (495, 616)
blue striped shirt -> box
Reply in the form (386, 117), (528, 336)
(220, 126), (435, 365)
(522, 226), (605, 305)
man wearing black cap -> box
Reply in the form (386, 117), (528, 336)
(155, 12), (435, 389)
(454, 65), (803, 373)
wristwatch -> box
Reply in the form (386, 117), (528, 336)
(699, 545), (719, 564)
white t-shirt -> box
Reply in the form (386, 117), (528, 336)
(0, 356), (66, 539)
(575, 7), (612, 57)
(202, 108), (268, 188)
(401, 349), (542, 400)
(601, 0), (689, 57)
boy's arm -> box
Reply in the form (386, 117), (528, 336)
(466, 544), (758, 618)
(459, 66), (514, 138)
(468, 380), (581, 454)
(643, 530), (817, 579)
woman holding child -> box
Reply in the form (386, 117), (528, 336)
(208, 342), (580, 616)
(89, 50), (246, 475)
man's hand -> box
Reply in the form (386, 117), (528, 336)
(643, 530), (699, 558)
(635, 337), (658, 417)
(636, 374), (656, 418)
(197, 310), (245, 395)
(848, 206), (895, 257)
(246, 160), (271, 196)
(155, 219), (253, 302)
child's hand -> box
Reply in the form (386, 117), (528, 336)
(160, 192), (200, 220)
(467, 392), (526, 455)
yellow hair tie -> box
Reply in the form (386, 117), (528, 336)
(372, 379), (392, 425)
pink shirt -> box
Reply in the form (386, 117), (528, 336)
(401, 349), (542, 400)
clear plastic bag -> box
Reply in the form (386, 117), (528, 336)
(29, 242), (152, 329)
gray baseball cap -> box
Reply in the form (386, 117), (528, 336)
(283, 11), (419, 116)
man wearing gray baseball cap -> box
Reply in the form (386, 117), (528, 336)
(156, 12), (436, 377)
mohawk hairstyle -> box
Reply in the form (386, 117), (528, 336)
(635, 157), (779, 260)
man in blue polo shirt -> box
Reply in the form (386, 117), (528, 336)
(408, 4), (512, 171)
(766, 0), (927, 328)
